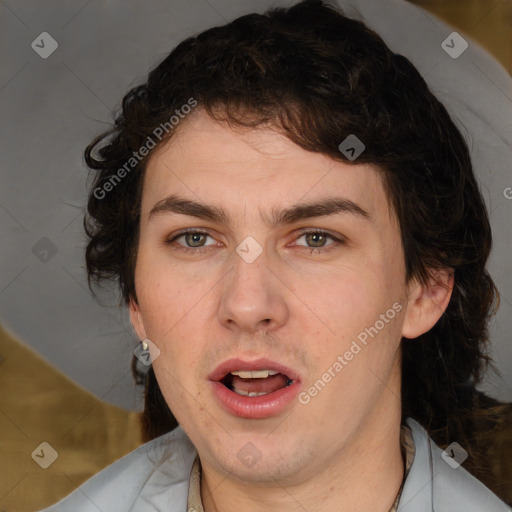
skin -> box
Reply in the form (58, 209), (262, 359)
(130, 109), (453, 512)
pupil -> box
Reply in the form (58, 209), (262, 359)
(307, 233), (325, 247)
(187, 233), (204, 247)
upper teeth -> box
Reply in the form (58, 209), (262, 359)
(230, 369), (279, 378)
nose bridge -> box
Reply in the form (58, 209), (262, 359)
(228, 246), (269, 300)
(218, 239), (289, 332)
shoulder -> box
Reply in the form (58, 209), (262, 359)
(399, 418), (511, 512)
(38, 426), (196, 512)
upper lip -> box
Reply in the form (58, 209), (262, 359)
(208, 357), (301, 383)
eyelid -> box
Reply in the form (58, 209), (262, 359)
(294, 227), (343, 237)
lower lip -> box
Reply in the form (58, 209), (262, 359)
(210, 380), (301, 419)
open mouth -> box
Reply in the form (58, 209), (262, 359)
(220, 369), (294, 397)
(209, 358), (301, 418)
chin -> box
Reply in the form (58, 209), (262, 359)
(204, 434), (316, 486)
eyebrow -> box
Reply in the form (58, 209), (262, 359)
(148, 194), (370, 226)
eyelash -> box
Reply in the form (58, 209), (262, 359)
(165, 228), (344, 255)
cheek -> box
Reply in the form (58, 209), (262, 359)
(135, 250), (206, 338)
(295, 266), (383, 332)
(134, 284), (204, 403)
(148, 318), (206, 418)
(290, 260), (404, 373)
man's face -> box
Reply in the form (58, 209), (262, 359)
(131, 110), (410, 485)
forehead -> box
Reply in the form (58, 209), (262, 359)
(142, 110), (394, 223)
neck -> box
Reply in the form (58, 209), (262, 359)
(200, 376), (404, 512)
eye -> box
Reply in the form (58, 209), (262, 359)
(293, 230), (343, 253)
(166, 229), (219, 251)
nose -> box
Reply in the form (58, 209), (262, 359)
(218, 246), (289, 334)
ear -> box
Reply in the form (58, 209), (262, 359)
(129, 298), (147, 341)
(401, 268), (454, 339)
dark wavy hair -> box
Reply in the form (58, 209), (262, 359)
(84, 0), (510, 501)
